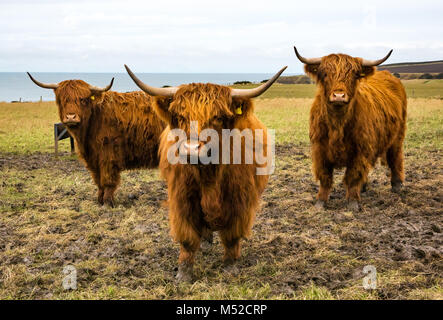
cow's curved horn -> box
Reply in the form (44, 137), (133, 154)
(27, 72), (59, 89)
(125, 65), (178, 97)
(361, 49), (393, 67)
(231, 66), (287, 98)
(88, 78), (114, 92)
(293, 47), (322, 65)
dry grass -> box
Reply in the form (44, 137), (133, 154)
(0, 96), (442, 300)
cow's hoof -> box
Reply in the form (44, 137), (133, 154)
(391, 182), (403, 193)
(103, 196), (115, 208)
(222, 259), (239, 276)
(104, 201), (115, 208)
(314, 200), (326, 210)
(176, 264), (193, 283)
(347, 200), (360, 212)
(200, 239), (212, 251)
(361, 183), (368, 193)
(98, 191), (104, 205)
(223, 263), (239, 276)
(201, 230), (213, 251)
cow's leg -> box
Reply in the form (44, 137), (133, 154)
(361, 182), (368, 193)
(177, 238), (200, 283)
(97, 188), (104, 205)
(171, 217), (201, 283)
(103, 185), (118, 207)
(386, 142), (405, 193)
(169, 188), (202, 282)
(220, 231), (241, 266)
(88, 167), (104, 205)
(317, 173), (333, 209)
(200, 227), (213, 250)
(344, 157), (370, 211)
(312, 146), (333, 209)
(219, 211), (252, 267)
(100, 164), (121, 208)
(93, 172), (105, 205)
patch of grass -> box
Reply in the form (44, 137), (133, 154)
(231, 83), (317, 99)
(0, 102), (64, 154)
(406, 98), (443, 149)
(402, 79), (443, 99)
(297, 283), (334, 300)
(255, 98), (311, 145)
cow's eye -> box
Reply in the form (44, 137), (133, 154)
(176, 115), (186, 124)
(212, 116), (225, 126)
(212, 116), (223, 122)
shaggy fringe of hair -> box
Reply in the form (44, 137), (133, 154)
(172, 83), (234, 123)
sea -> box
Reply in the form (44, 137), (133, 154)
(0, 72), (293, 102)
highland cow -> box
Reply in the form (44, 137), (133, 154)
(125, 65), (286, 281)
(294, 47), (407, 211)
(27, 73), (165, 207)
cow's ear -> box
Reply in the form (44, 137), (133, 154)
(231, 97), (254, 118)
(153, 96), (173, 124)
(360, 66), (375, 78)
(89, 90), (104, 102)
(304, 64), (320, 80)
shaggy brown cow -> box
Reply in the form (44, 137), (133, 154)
(294, 47), (407, 211)
(27, 73), (165, 206)
(126, 65), (286, 281)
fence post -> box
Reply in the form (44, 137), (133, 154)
(54, 124), (59, 158)
(70, 137), (75, 155)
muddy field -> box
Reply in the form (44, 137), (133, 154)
(0, 143), (441, 299)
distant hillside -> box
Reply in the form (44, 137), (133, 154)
(378, 60), (443, 73)
(275, 60), (443, 83)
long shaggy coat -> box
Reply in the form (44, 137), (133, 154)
(153, 83), (269, 279)
(306, 54), (407, 207)
(54, 80), (165, 206)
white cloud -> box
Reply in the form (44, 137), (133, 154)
(0, 0), (441, 73)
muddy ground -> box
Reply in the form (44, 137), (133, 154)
(0, 145), (441, 299)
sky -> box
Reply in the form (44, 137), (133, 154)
(0, 0), (442, 74)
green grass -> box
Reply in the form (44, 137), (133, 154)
(0, 102), (61, 154)
(402, 79), (443, 99)
(1, 96), (441, 154)
(232, 83), (317, 99)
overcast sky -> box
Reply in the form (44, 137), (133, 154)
(0, 0), (442, 73)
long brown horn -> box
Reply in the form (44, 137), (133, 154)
(27, 72), (59, 89)
(293, 47), (322, 65)
(88, 78), (114, 92)
(124, 65), (178, 97)
(231, 66), (287, 98)
(361, 49), (393, 67)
